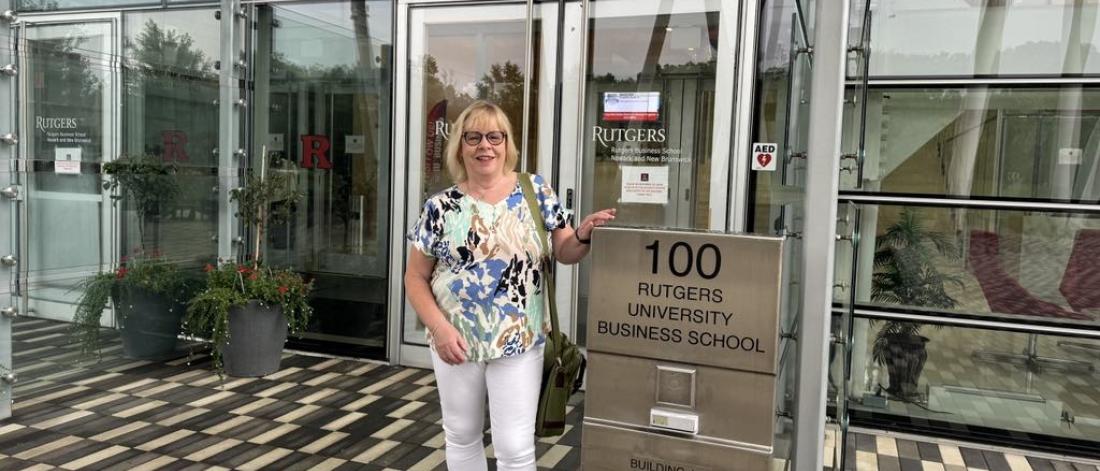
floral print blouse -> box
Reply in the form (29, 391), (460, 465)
(408, 173), (568, 362)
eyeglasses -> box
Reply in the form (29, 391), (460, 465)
(461, 131), (507, 146)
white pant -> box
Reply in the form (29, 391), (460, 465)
(430, 346), (544, 471)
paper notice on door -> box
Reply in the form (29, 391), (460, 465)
(54, 147), (82, 175)
(268, 133), (285, 152)
(346, 135), (365, 154)
(621, 166), (669, 204)
(1059, 148), (1083, 165)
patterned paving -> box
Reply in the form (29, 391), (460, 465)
(826, 427), (1100, 470)
(2, 316), (1099, 470)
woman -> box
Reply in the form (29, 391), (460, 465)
(405, 101), (615, 471)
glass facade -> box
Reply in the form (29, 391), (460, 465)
(1, 0), (1098, 467)
(811, 0), (1100, 462)
(121, 9), (219, 265)
(844, 87), (1100, 202)
(867, 1), (1100, 77)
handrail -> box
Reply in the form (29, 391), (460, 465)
(838, 193), (1100, 213)
(835, 305), (1100, 338)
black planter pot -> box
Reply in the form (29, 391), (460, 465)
(221, 300), (287, 377)
(883, 334), (929, 400)
(112, 287), (186, 360)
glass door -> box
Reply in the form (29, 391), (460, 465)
(571, 0), (741, 346)
(397, 1), (564, 366)
(16, 14), (119, 338)
(251, 1), (394, 359)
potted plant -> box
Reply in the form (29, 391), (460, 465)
(870, 208), (962, 400)
(72, 155), (197, 360)
(184, 164), (312, 377)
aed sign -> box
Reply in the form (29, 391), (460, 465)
(587, 227), (784, 374)
(751, 142), (777, 171)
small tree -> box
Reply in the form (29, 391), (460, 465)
(102, 154), (180, 250)
(231, 160), (303, 269)
(185, 156), (310, 376)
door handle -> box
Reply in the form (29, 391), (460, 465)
(0, 185), (20, 199)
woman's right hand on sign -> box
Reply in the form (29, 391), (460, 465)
(432, 322), (468, 365)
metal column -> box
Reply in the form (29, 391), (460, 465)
(792, 2), (850, 470)
(0, 3), (16, 420)
(218, 0), (244, 262)
(728, 0), (760, 233)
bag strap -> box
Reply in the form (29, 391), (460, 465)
(518, 173), (559, 336)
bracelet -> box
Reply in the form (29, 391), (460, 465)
(574, 230), (591, 245)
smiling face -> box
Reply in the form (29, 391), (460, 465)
(444, 101), (520, 183)
(460, 115), (508, 181)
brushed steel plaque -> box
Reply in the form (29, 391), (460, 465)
(585, 352), (776, 447)
(581, 421), (771, 471)
(587, 227), (784, 374)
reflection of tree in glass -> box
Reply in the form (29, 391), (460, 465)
(265, 25), (392, 250)
(475, 61), (525, 120)
(123, 19), (218, 165)
(418, 56), (530, 194)
(17, 0), (59, 11)
(122, 19), (219, 252)
(127, 20), (215, 80)
(31, 31), (104, 163)
(422, 56), (529, 119)
(423, 55), (474, 110)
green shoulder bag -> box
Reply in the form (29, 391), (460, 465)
(519, 173), (586, 438)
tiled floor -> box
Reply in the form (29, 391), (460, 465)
(833, 431), (1100, 471)
(2, 316), (1099, 470)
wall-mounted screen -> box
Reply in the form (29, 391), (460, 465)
(602, 91), (660, 122)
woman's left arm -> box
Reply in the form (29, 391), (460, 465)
(552, 208), (617, 264)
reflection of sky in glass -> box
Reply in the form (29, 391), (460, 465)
(590, 13), (717, 81)
(273, 1), (393, 70)
(871, 1), (1100, 76)
(426, 21), (527, 98)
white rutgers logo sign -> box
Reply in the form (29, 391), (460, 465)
(592, 125), (667, 147)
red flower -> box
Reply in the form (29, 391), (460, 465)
(237, 265), (251, 274)
(116, 267), (128, 279)
(204, 263), (215, 272)
(277, 286), (289, 295)
(248, 272), (258, 280)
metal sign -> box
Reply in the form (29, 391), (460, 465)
(587, 227), (785, 374)
(585, 352), (777, 447)
(582, 422), (771, 471)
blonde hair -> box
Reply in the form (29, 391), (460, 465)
(444, 101), (520, 183)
